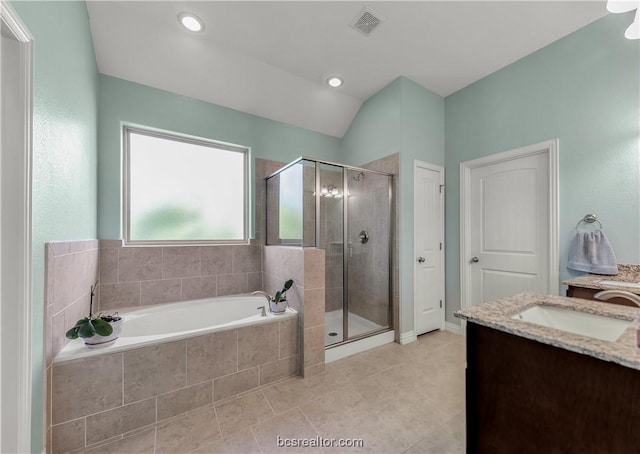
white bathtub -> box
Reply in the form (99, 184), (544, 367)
(54, 295), (297, 363)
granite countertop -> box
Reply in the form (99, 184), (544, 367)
(562, 264), (640, 294)
(455, 292), (640, 371)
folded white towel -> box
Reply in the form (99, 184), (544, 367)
(568, 230), (618, 275)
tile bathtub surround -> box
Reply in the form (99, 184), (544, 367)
(97, 241), (263, 311)
(45, 240), (100, 366)
(49, 318), (298, 453)
(263, 246), (326, 377)
(44, 240), (100, 454)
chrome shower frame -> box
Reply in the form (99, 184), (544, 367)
(266, 157), (394, 348)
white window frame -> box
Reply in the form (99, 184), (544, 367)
(123, 125), (250, 245)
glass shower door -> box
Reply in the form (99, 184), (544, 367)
(345, 168), (391, 338)
(318, 163), (345, 346)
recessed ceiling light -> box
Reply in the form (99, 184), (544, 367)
(326, 76), (344, 88)
(178, 12), (205, 33)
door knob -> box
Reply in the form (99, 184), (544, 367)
(417, 257), (426, 263)
(471, 256), (479, 263)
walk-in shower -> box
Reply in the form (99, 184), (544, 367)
(266, 157), (393, 348)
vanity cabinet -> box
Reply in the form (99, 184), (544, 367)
(566, 285), (639, 307)
(466, 322), (640, 453)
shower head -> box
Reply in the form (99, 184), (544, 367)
(352, 171), (365, 181)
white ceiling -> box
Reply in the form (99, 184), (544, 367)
(87, 1), (608, 138)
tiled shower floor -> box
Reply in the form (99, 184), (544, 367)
(324, 309), (384, 346)
(75, 330), (465, 453)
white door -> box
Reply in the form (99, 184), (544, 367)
(461, 141), (558, 308)
(414, 161), (444, 335)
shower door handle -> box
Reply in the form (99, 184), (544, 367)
(417, 257), (425, 263)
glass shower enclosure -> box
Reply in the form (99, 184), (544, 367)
(266, 157), (393, 347)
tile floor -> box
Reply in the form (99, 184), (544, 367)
(78, 330), (465, 454)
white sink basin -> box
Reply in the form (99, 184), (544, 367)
(512, 305), (630, 341)
(599, 280), (640, 289)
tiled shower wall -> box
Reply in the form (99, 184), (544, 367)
(361, 153), (400, 342)
(347, 167), (393, 327)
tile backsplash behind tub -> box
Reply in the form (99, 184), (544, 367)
(97, 241), (263, 312)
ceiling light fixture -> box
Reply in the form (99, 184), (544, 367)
(606, 0), (639, 39)
(326, 76), (344, 88)
(178, 12), (205, 33)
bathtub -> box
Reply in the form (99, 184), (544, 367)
(54, 295), (297, 364)
(50, 294), (300, 450)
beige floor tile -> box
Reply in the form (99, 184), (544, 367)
(192, 428), (261, 454)
(156, 407), (221, 454)
(214, 391), (275, 437)
(326, 356), (391, 386)
(442, 411), (466, 440)
(415, 330), (462, 352)
(252, 408), (319, 453)
(404, 427), (465, 454)
(421, 339), (467, 366)
(341, 404), (425, 453)
(262, 376), (315, 414)
(299, 389), (365, 435)
(354, 340), (425, 366)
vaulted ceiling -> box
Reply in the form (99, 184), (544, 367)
(87, 1), (607, 137)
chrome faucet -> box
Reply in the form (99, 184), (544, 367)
(252, 290), (273, 304)
(257, 305), (267, 317)
(594, 290), (640, 307)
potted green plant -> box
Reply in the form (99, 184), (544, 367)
(65, 281), (123, 349)
(270, 279), (294, 314)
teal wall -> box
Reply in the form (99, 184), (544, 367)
(11, 1), (98, 451)
(444, 13), (640, 324)
(342, 77), (445, 334)
(98, 75), (341, 239)
(341, 77), (403, 164)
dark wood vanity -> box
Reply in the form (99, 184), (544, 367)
(466, 322), (640, 453)
(457, 293), (640, 453)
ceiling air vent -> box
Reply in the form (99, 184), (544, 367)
(349, 7), (385, 36)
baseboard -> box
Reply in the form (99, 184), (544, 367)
(445, 321), (463, 336)
(399, 330), (417, 345)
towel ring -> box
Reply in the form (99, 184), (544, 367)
(576, 214), (602, 230)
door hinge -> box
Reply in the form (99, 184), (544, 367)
(439, 242), (442, 250)
(440, 300), (443, 308)
(439, 184), (445, 194)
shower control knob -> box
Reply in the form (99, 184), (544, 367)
(417, 257), (425, 263)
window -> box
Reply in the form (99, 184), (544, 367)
(124, 126), (248, 244)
